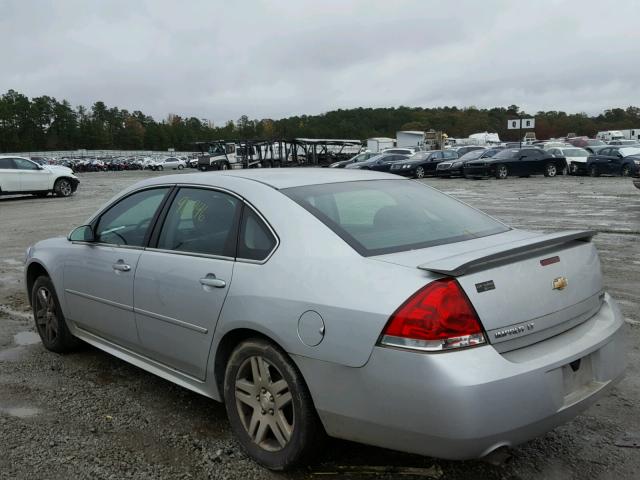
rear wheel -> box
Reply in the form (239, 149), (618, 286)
(54, 178), (73, 197)
(157, 165), (164, 171)
(199, 165), (208, 172)
(544, 163), (557, 177)
(31, 276), (80, 353)
(622, 164), (632, 177)
(570, 162), (580, 175)
(415, 166), (425, 178)
(178, 164), (184, 170)
(220, 162), (229, 171)
(495, 164), (508, 179)
(589, 165), (600, 177)
(224, 339), (324, 470)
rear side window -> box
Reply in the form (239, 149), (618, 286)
(157, 188), (240, 257)
(0, 158), (15, 169)
(237, 207), (277, 261)
(283, 180), (509, 256)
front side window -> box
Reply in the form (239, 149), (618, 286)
(13, 158), (39, 170)
(284, 180), (509, 256)
(157, 188), (240, 257)
(96, 188), (169, 247)
(237, 207), (277, 261)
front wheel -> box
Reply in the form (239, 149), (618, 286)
(495, 164), (508, 179)
(570, 162), (580, 175)
(31, 276), (80, 353)
(157, 165), (163, 171)
(54, 178), (73, 197)
(224, 339), (324, 470)
(220, 162), (229, 171)
(544, 163), (557, 177)
(415, 166), (425, 179)
(178, 164), (184, 170)
(622, 165), (632, 177)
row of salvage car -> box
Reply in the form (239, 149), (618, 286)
(330, 143), (640, 180)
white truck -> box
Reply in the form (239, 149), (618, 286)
(620, 129), (640, 141)
(366, 137), (395, 153)
(396, 131), (425, 149)
(0, 156), (79, 197)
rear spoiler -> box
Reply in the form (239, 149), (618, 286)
(417, 230), (597, 277)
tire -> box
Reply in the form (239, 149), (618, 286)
(544, 163), (557, 177)
(158, 166), (163, 171)
(415, 166), (425, 179)
(31, 276), (80, 353)
(570, 162), (580, 175)
(622, 165), (632, 177)
(495, 164), (508, 179)
(199, 166), (208, 172)
(221, 162), (229, 171)
(178, 165), (184, 170)
(589, 165), (600, 177)
(224, 339), (324, 470)
(54, 178), (73, 197)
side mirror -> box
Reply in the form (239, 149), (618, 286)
(68, 225), (96, 242)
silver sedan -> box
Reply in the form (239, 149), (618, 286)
(24, 169), (625, 469)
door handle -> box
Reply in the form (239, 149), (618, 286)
(199, 274), (226, 288)
(112, 262), (131, 272)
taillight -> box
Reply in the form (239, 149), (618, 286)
(379, 278), (486, 352)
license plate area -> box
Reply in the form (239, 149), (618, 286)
(562, 354), (598, 407)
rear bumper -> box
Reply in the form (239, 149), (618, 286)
(296, 293), (626, 459)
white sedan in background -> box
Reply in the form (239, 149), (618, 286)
(0, 156), (79, 197)
(149, 157), (186, 171)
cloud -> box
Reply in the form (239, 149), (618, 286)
(1, 0), (638, 123)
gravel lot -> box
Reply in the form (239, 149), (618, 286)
(1, 170), (639, 480)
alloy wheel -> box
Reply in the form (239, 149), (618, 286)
(497, 165), (508, 179)
(416, 167), (425, 178)
(235, 355), (294, 451)
(58, 180), (72, 196)
(35, 287), (59, 344)
(546, 164), (557, 177)
(622, 166), (631, 177)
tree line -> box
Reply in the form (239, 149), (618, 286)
(1, 89), (639, 152)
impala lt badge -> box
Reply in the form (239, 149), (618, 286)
(552, 276), (568, 290)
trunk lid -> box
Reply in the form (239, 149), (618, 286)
(374, 229), (603, 352)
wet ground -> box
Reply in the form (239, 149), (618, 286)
(1, 170), (639, 479)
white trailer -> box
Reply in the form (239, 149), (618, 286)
(620, 129), (640, 141)
(366, 137), (395, 153)
(396, 131), (425, 149)
(596, 130), (624, 142)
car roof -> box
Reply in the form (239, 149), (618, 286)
(138, 168), (404, 190)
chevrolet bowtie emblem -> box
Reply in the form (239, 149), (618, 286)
(552, 277), (568, 290)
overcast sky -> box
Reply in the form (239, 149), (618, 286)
(1, 0), (639, 123)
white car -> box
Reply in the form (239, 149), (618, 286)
(149, 157), (186, 171)
(547, 147), (590, 175)
(0, 156), (79, 197)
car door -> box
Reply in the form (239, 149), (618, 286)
(599, 148), (619, 173)
(13, 157), (51, 191)
(64, 187), (171, 349)
(426, 152), (443, 172)
(610, 149), (625, 174)
(0, 158), (20, 192)
(165, 158), (178, 169)
(133, 187), (242, 379)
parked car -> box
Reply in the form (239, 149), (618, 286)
(24, 169), (626, 470)
(547, 147), (590, 175)
(150, 157), (186, 171)
(344, 153), (409, 172)
(389, 150), (458, 178)
(436, 148), (501, 178)
(586, 146), (640, 177)
(608, 139), (638, 146)
(451, 146), (486, 157)
(463, 148), (566, 179)
(328, 151), (378, 168)
(0, 156), (79, 197)
(381, 147), (418, 155)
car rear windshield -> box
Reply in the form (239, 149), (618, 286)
(282, 180), (509, 256)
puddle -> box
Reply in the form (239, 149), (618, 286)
(14, 331), (40, 346)
(0, 406), (41, 418)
